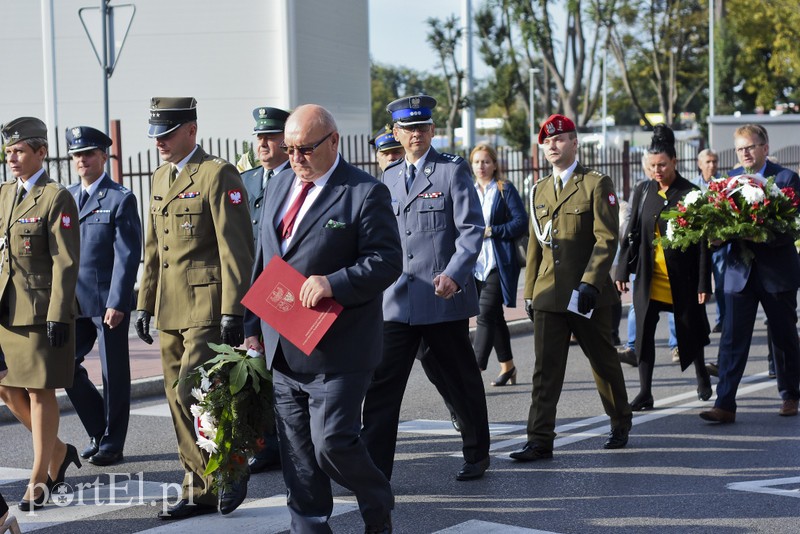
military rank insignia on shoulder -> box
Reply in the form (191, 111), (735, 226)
(212, 157), (228, 166)
(111, 182), (130, 193)
(588, 170), (605, 179)
(441, 153), (463, 163)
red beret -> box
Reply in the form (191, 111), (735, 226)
(537, 114), (576, 144)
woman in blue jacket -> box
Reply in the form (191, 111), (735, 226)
(470, 144), (529, 385)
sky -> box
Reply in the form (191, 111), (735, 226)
(368, 0), (490, 79)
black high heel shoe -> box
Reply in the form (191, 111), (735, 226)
(52, 444), (82, 485)
(629, 392), (654, 411)
(491, 367), (517, 386)
(18, 486), (47, 512)
(697, 382), (713, 401)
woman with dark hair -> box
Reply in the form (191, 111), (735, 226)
(614, 125), (713, 409)
(470, 144), (528, 386)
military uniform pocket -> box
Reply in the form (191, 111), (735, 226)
(416, 197), (446, 232)
(563, 201), (591, 234)
(26, 272), (52, 319)
(187, 266), (221, 323)
(175, 199), (204, 239)
(14, 220), (45, 256)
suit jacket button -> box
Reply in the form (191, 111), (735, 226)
(407, 253), (413, 259)
(555, 260), (560, 265)
(185, 207), (190, 212)
(163, 245), (169, 251)
(164, 229), (169, 234)
(163, 262), (168, 268)
(252, 219), (257, 224)
(406, 230), (411, 235)
(553, 244), (559, 249)
(408, 274), (415, 281)
(553, 229), (558, 235)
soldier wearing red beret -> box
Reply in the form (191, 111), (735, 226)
(510, 114), (632, 463)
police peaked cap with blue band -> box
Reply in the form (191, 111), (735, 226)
(66, 126), (112, 154)
(386, 94), (437, 126)
(147, 97), (197, 138)
(252, 106), (290, 134)
(370, 125), (402, 152)
(1, 117), (47, 146)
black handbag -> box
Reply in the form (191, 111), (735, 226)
(498, 183), (528, 267)
(625, 182), (651, 274)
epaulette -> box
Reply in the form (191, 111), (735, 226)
(385, 158), (404, 170)
(45, 180), (67, 191)
(587, 170), (604, 179)
(441, 152), (463, 163)
(111, 182), (131, 193)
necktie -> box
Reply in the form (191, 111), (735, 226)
(405, 164), (416, 193)
(277, 181), (314, 240)
(555, 175), (563, 199)
(79, 190), (89, 210)
(263, 168), (274, 190)
(169, 165), (178, 185)
(13, 187), (25, 208)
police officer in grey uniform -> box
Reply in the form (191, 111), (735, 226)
(361, 95), (491, 482)
(64, 126), (142, 467)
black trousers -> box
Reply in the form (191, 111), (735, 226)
(362, 320), (491, 480)
(473, 270), (513, 370)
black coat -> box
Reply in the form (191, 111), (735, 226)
(615, 174), (712, 370)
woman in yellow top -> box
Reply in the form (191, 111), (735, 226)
(614, 125), (713, 410)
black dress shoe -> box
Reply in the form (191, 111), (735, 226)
(80, 437), (101, 459)
(456, 456), (489, 481)
(52, 444), (81, 485)
(218, 473), (249, 515)
(89, 450), (124, 466)
(509, 442), (553, 462)
(365, 516), (392, 534)
(603, 427), (629, 449)
(157, 498), (217, 520)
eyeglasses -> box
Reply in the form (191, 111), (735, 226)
(735, 143), (764, 154)
(280, 131), (334, 156)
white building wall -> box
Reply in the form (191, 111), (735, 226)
(0, 0), (370, 159)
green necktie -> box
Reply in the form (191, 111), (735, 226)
(555, 175), (563, 199)
(169, 165), (178, 185)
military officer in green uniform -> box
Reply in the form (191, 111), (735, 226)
(134, 97), (254, 519)
(510, 114), (632, 463)
(0, 117), (81, 510)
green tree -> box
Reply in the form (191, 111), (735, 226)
(426, 15), (466, 150)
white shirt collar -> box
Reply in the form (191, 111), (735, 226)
(174, 145), (200, 175)
(18, 168), (46, 193)
(82, 173), (106, 196)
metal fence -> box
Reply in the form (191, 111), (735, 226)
(4, 134), (800, 266)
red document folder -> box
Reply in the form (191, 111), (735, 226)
(242, 255), (343, 356)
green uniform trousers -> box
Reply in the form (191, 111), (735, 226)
(527, 305), (632, 447)
(160, 326), (220, 506)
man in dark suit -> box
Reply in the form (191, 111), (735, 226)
(700, 124), (800, 422)
(510, 115), (632, 463)
(239, 106), (290, 475)
(64, 126), (142, 467)
(243, 104), (401, 534)
(361, 95), (491, 482)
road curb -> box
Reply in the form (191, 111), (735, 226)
(0, 375), (165, 424)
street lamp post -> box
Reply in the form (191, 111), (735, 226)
(529, 68), (540, 151)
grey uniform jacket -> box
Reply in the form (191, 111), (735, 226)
(381, 148), (484, 325)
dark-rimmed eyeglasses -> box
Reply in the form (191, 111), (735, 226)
(280, 131), (334, 156)
(735, 143), (765, 154)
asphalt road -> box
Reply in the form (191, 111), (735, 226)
(1, 303), (798, 533)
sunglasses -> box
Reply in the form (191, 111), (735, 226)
(280, 131), (334, 156)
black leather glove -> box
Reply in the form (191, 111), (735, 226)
(220, 315), (244, 347)
(135, 310), (154, 345)
(47, 321), (68, 348)
(524, 299), (535, 322)
(576, 282), (599, 315)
